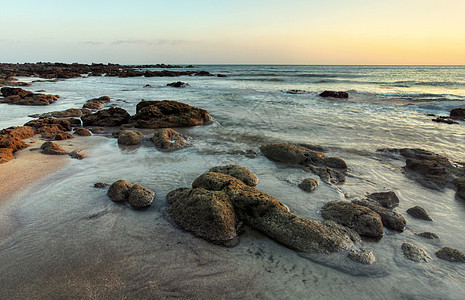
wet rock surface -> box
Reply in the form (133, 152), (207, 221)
(450, 108), (465, 119)
(151, 128), (187, 151)
(367, 191), (399, 209)
(348, 248), (376, 265)
(107, 180), (133, 203)
(69, 149), (86, 160)
(416, 232), (439, 239)
(298, 178), (318, 192)
(407, 206), (433, 221)
(209, 165), (259, 187)
(435, 247), (465, 263)
(107, 180), (154, 209)
(401, 242), (431, 262)
(352, 199), (406, 232)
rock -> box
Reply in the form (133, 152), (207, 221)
(81, 107), (130, 127)
(217, 74), (227, 77)
(401, 242), (431, 262)
(166, 187), (191, 204)
(133, 100), (212, 128)
(304, 165), (346, 184)
(348, 248), (376, 264)
(298, 178), (318, 192)
(352, 199), (406, 232)
(456, 177), (465, 200)
(319, 91), (349, 99)
(168, 188), (237, 243)
(416, 232), (439, 239)
(107, 180), (133, 203)
(0, 126), (35, 139)
(69, 149), (86, 160)
(82, 102), (103, 110)
(322, 157), (348, 169)
(432, 116), (459, 124)
(151, 128), (187, 150)
(117, 130), (144, 145)
(321, 201), (384, 238)
(66, 118), (82, 126)
(87, 96), (111, 104)
(73, 128), (92, 136)
(128, 184), (155, 209)
(407, 206), (433, 221)
(435, 247), (465, 262)
(0, 134), (29, 152)
(209, 165), (258, 187)
(143, 84), (152, 88)
(450, 108), (465, 119)
(40, 141), (68, 155)
(0, 148), (14, 164)
(24, 117), (72, 132)
(0, 87), (59, 105)
(167, 81), (189, 88)
(94, 182), (108, 188)
(367, 191), (399, 209)
(89, 127), (106, 134)
(283, 89), (309, 94)
(54, 132), (74, 140)
(29, 108), (83, 118)
(191, 172), (357, 253)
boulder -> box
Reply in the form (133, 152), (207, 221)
(0, 134), (29, 152)
(298, 178), (318, 192)
(321, 201), (384, 238)
(54, 132), (74, 140)
(133, 100), (212, 128)
(352, 199), (406, 232)
(407, 206), (433, 221)
(348, 248), (376, 265)
(0, 148), (14, 164)
(128, 184), (155, 209)
(367, 191), (399, 209)
(401, 242), (431, 262)
(450, 108), (465, 119)
(167, 81), (189, 88)
(40, 141), (68, 155)
(435, 247), (465, 262)
(151, 128), (187, 150)
(319, 91), (349, 99)
(81, 107), (130, 127)
(209, 165), (258, 187)
(0, 126), (34, 139)
(117, 130), (144, 145)
(191, 172), (357, 253)
(73, 128), (92, 136)
(107, 180), (133, 203)
(415, 232), (439, 239)
(168, 188), (237, 243)
(69, 149), (86, 160)
(166, 187), (191, 205)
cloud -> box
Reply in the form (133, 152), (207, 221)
(81, 41), (104, 45)
(110, 39), (196, 46)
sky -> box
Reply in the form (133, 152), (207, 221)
(1, 0), (464, 65)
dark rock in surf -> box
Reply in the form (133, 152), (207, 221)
(401, 242), (431, 262)
(0, 134), (29, 152)
(209, 165), (259, 187)
(406, 206), (433, 221)
(367, 191), (399, 209)
(167, 81), (189, 88)
(69, 149), (86, 160)
(319, 91), (349, 99)
(117, 130), (144, 145)
(450, 108), (465, 119)
(456, 177), (465, 200)
(348, 248), (376, 265)
(94, 182), (108, 188)
(298, 178), (318, 192)
(107, 180), (133, 203)
(127, 184), (155, 209)
(151, 128), (187, 151)
(54, 132), (74, 140)
(432, 116), (459, 124)
(29, 108), (83, 119)
(435, 247), (465, 263)
(416, 232), (439, 239)
(352, 199), (406, 232)
(81, 107), (130, 127)
(73, 128), (92, 136)
(0, 87), (59, 105)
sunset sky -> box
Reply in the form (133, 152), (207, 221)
(1, 0), (464, 64)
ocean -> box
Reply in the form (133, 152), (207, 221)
(1, 65), (464, 299)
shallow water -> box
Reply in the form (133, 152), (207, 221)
(1, 65), (465, 299)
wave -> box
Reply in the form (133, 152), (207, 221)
(385, 81), (465, 88)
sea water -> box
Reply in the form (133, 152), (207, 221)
(0, 65), (464, 299)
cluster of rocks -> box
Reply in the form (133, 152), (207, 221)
(40, 141), (86, 159)
(0, 126), (35, 163)
(0, 87), (59, 106)
(429, 107), (464, 125)
(107, 180), (155, 209)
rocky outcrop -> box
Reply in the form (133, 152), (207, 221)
(117, 130), (144, 145)
(151, 128), (187, 150)
(24, 117), (72, 139)
(133, 100), (212, 128)
(319, 91), (349, 99)
(435, 247), (465, 262)
(407, 206), (433, 221)
(0, 87), (59, 105)
(401, 243), (431, 262)
(107, 180), (154, 209)
(29, 108), (83, 118)
(209, 165), (258, 187)
(81, 107), (130, 127)
(450, 108), (465, 119)
(352, 199), (406, 232)
(321, 201), (384, 238)
(73, 128), (92, 136)
(367, 191), (399, 209)
(167, 81), (189, 88)
(298, 178), (318, 192)
(40, 141), (68, 155)
(348, 248), (376, 264)
(261, 143), (347, 183)
(0, 148), (14, 164)
(0, 126), (35, 139)
(0, 134), (29, 152)
(168, 170), (358, 253)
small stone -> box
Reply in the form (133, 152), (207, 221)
(435, 247), (465, 262)
(407, 206), (433, 221)
(348, 248), (376, 265)
(69, 149), (86, 160)
(128, 184), (155, 209)
(401, 242), (431, 262)
(416, 232), (439, 239)
(107, 180), (133, 203)
(367, 191), (400, 209)
(94, 182), (108, 188)
(298, 178), (318, 192)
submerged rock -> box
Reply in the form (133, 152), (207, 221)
(209, 165), (258, 187)
(432, 116), (459, 124)
(40, 141), (68, 155)
(435, 247), (465, 263)
(117, 130), (144, 145)
(401, 242), (431, 262)
(128, 184), (155, 209)
(416, 232), (439, 239)
(367, 191), (399, 209)
(167, 81), (189, 88)
(133, 100), (212, 128)
(298, 178), (318, 192)
(407, 206), (433, 221)
(283, 89), (310, 94)
(0, 148), (14, 164)
(321, 201), (384, 238)
(319, 91), (349, 99)
(348, 248), (376, 265)
(94, 182), (108, 188)
(151, 128), (187, 150)
(352, 199), (406, 232)
(81, 107), (130, 127)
